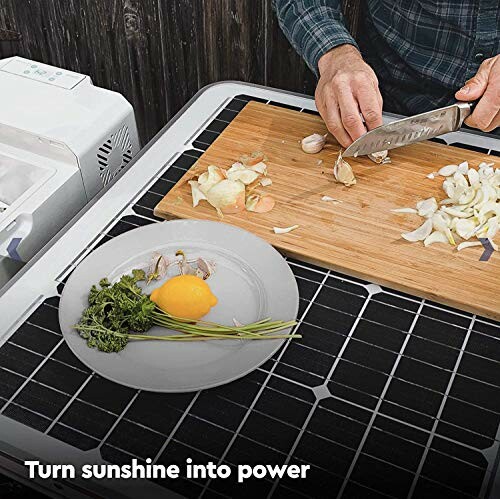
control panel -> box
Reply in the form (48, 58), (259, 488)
(0, 57), (86, 90)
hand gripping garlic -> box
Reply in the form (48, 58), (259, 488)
(301, 133), (327, 154)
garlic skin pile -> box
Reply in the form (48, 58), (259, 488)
(393, 161), (499, 251)
(188, 151), (275, 216)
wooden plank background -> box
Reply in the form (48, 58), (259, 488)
(0, 0), (316, 144)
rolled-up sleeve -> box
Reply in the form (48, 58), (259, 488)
(272, 0), (358, 76)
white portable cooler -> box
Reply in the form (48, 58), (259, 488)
(0, 56), (139, 269)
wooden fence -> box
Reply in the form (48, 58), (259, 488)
(0, 0), (316, 143)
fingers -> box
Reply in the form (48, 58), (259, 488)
(483, 111), (500, 132)
(356, 83), (384, 130)
(337, 86), (367, 141)
(322, 102), (353, 148)
(315, 49), (383, 146)
(455, 58), (494, 101)
(463, 57), (500, 131)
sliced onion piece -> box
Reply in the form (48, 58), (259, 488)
(401, 218), (433, 242)
(424, 231), (449, 246)
(273, 225), (299, 234)
(457, 241), (482, 251)
(439, 164), (458, 176)
(416, 197), (438, 217)
(392, 208), (418, 214)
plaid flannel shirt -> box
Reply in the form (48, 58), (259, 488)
(273, 0), (500, 115)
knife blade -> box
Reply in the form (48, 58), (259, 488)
(343, 101), (474, 158)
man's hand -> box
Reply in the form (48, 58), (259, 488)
(455, 55), (500, 132)
(315, 45), (383, 148)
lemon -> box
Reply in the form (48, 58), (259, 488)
(150, 275), (218, 320)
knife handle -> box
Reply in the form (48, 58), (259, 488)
(457, 101), (477, 125)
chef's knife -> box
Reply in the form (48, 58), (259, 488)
(343, 101), (475, 158)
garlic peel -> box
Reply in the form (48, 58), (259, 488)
(321, 195), (342, 203)
(273, 225), (299, 234)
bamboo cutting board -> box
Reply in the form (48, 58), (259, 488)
(155, 101), (499, 320)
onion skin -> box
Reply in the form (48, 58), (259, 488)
(206, 179), (246, 214)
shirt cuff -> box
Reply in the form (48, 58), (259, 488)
(304, 26), (359, 77)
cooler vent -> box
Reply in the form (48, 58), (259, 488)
(96, 125), (133, 186)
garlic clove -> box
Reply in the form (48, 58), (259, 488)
(334, 152), (356, 186)
(196, 257), (216, 280)
(260, 177), (272, 187)
(401, 218), (433, 242)
(301, 133), (327, 154)
(368, 150), (388, 164)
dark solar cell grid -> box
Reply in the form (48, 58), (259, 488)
(1, 95), (499, 499)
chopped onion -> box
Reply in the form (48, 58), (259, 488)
(394, 159), (498, 251)
(391, 208), (418, 214)
(438, 164), (458, 176)
(424, 231), (449, 246)
(401, 218), (433, 242)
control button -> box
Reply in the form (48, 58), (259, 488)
(49, 77), (55, 81)
(474, 52), (485, 62)
(31, 64), (37, 68)
(56, 72), (62, 75)
(23, 70), (30, 74)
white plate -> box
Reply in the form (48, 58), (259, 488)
(59, 220), (299, 392)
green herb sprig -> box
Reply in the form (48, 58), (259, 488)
(75, 270), (298, 353)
